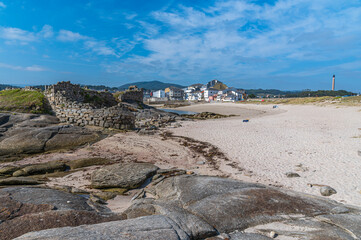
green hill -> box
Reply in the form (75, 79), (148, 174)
(212, 82), (228, 90)
(0, 89), (50, 114)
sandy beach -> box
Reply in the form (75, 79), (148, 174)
(172, 102), (361, 206)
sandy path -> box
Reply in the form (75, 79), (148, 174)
(172, 103), (361, 206)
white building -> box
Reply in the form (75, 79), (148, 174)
(153, 90), (165, 98)
(204, 88), (219, 101)
(186, 91), (203, 101)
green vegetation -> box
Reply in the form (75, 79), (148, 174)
(212, 82), (228, 90)
(285, 90), (354, 98)
(113, 91), (124, 100)
(0, 89), (50, 114)
(245, 95), (361, 106)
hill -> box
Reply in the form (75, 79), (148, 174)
(118, 81), (186, 90)
(212, 82), (228, 90)
(0, 89), (50, 114)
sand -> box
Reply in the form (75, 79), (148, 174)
(172, 102), (361, 206)
(6, 102), (361, 208)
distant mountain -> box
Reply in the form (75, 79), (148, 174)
(245, 89), (295, 96)
(118, 81), (186, 90)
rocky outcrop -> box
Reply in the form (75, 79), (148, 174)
(10, 175), (361, 240)
(0, 113), (102, 161)
(15, 215), (189, 240)
(91, 162), (159, 189)
(123, 175), (361, 239)
(181, 112), (232, 120)
(0, 187), (122, 240)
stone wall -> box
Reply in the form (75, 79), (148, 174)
(45, 81), (135, 130)
(118, 86), (143, 102)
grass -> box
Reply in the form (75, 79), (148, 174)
(0, 89), (50, 114)
(243, 96), (361, 106)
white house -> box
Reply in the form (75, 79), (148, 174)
(204, 88), (219, 101)
(153, 90), (165, 98)
(186, 91), (203, 101)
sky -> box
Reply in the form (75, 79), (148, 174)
(0, 0), (360, 91)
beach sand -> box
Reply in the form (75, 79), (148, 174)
(172, 103), (361, 206)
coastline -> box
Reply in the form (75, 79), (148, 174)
(171, 103), (361, 206)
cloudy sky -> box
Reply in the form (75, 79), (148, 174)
(0, 0), (360, 91)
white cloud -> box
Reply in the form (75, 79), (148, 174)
(0, 63), (47, 72)
(105, 0), (361, 86)
(25, 65), (47, 71)
(84, 40), (117, 56)
(0, 25), (55, 44)
(39, 25), (54, 38)
(57, 30), (88, 42)
(0, 27), (37, 43)
(0, 2), (6, 8)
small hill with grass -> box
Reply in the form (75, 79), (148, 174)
(212, 82), (228, 90)
(0, 89), (50, 114)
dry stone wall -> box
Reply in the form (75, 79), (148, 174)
(118, 86), (143, 102)
(45, 81), (135, 130)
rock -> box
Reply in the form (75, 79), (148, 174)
(89, 194), (107, 204)
(227, 232), (272, 240)
(137, 128), (156, 135)
(0, 113), (102, 160)
(157, 168), (186, 177)
(5, 210), (122, 240)
(320, 186), (337, 196)
(91, 163), (159, 189)
(93, 191), (117, 201)
(125, 199), (217, 239)
(66, 158), (113, 169)
(316, 214), (361, 238)
(0, 187), (122, 240)
(125, 175), (347, 234)
(44, 126), (101, 152)
(12, 161), (66, 177)
(358, 150), (361, 157)
(15, 215), (190, 240)
(0, 177), (41, 185)
(196, 161), (206, 165)
(102, 188), (128, 195)
(285, 172), (300, 178)
(0, 166), (20, 175)
(269, 231), (277, 238)
(0, 187), (96, 211)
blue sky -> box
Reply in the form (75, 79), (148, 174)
(0, 0), (360, 91)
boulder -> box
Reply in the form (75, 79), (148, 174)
(44, 126), (100, 151)
(66, 158), (113, 169)
(0, 187), (122, 240)
(285, 172), (300, 178)
(12, 161), (66, 177)
(91, 163), (159, 189)
(15, 215), (189, 240)
(0, 113), (102, 160)
(124, 175), (360, 236)
(320, 186), (337, 196)
(0, 166), (21, 175)
(0, 177), (42, 185)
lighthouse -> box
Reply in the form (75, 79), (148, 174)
(332, 75), (335, 91)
